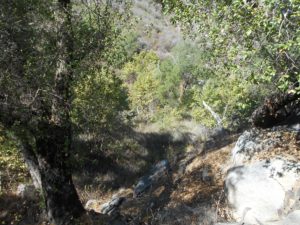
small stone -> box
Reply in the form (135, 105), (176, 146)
(100, 196), (125, 215)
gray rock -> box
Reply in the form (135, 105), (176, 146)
(133, 176), (152, 198)
(263, 210), (300, 225)
(100, 196), (125, 215)
(215, 223), (243, 225)
(231, 129), (281, 165)
(133, 159), (170, 197)
(200, 166), (213, 183)
(215, 210), (300, 225)
(282, 210), (300, 225)
(225, 158), (300, 224)
(149, 159), (170, 179)
(290, 123), (300, 131)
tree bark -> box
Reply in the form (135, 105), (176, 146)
(20, 140), (42, 189)
(36, 123), (84, 225)
(33, 0), (85, 224)
(251, 92), (300, 128)
(1, 1), (86, 224)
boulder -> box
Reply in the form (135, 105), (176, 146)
(215, 223), (243, 225)
(100, 196), (125, 215)
(133, 159), (170, 197)
(260, 210), (300, 225)
(215, 212), (300, 225)
(291, 123), (300, 131)
(282, 210), (300, 225)
(225, 158), (300, 224)
(85, 188), (131, 215)
(231, 129), (281, 165)
(133, 176), (152, 198)
(149, 159), (171, 180)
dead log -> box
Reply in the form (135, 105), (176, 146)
(251, 92), (300, 128)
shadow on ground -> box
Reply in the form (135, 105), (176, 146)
(72, 124), (191, 196)
(0, 193), (44, 225)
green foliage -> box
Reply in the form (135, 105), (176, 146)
(122, 51), (161, 120)
(162, 0), (300, 94)
(71, 2), (139, 133)
(157, 59), (181, 106)
(121, 43), (211, 123)
(130, 73), (160, 116)
(0, 130), (26, 173)
(0, 127), (28, 192)
(120, 30), (141, 59)
(157, 42), (197, 105)
(190, 75), (267, 127)
(72, 67), (128, 130)
(121, 39), (268, 128)
(122, 50), (160, 81)
(153, 0), (300, 128)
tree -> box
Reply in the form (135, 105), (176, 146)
(0, 0), (104, 224)
(1, 0), (131, 222)
(158, 0), (300, 128)
(161, 0), (300, 93)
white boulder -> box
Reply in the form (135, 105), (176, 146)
(225, 158), (300, 224)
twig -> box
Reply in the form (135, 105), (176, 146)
(202, 101), (222, 127)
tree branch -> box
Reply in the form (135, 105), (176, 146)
(202, 101), (223, 127)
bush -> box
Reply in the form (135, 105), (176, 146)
(0, 128), (28, 192)
(122, 51), (161, 121)
(190, 75), (268, 128)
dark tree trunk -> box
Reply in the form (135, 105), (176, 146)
(35, 123), (84, 225)
(34, 0), (86, 224)
(251, 92), (300, 128)
(1, 0), (87, 223)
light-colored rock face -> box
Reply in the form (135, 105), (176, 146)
(216, 210), (300, 225)
(282, 210), (300, 225)
(225, 158), (300, 224)
(251, 210), (300, 225)
(231, 129), (281, 166)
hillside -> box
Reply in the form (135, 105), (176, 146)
(81, 125), (300, 225)
(0, 0), (300, 225)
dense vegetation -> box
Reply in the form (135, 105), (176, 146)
(0, 0), (299, 224)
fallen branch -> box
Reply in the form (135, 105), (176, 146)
(202, 101), (222, 127)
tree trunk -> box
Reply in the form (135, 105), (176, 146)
(29, 0), (85, 223)
(20, 140), (42, 189)
(36, 123), (84, 225)
(1, 0), (86, 224)
(251, 92), (300, 128)
(34, 0), (86, 224)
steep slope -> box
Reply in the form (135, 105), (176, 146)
(131, 0), (182, 58)
(84, 126), (299, 225)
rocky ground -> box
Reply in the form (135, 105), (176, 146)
(1, 124), (299, 225)
(78, 125), (299, 225)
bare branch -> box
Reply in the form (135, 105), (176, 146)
(202, 100), (222, 127)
